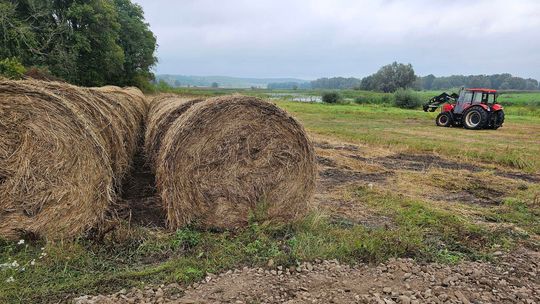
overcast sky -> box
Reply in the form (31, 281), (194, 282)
(133, 0), (540, 80)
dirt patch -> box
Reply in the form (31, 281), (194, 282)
(496, 171), (540, 183)
(374, 153), (480, 173)
(314, 145), (393, 229)
(318, 168), (392, 191)
(119, 148), (165, 228)
(315, 141), (360, 152)
(316, 156), (338, 168)
(432, 189), (504, 206)
(75, 249), (540, 304)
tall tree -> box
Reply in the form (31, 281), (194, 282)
(0, 2), (37, 60)
(67, 0), (125, 86)
(112, 0), (157, 88)
(361, 62), (417, 92)
(0, 0), (157, 89)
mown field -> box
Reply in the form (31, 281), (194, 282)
(1, 91), (539, 303)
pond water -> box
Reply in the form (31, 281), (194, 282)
(266, 93), (322, 103)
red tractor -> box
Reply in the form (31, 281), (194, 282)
(423, 88), (505, 130)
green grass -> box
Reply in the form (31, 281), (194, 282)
(275, 101), (540, 172)
(2, 197), (533, 303)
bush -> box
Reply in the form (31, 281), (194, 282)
(393, 89), (422, 109)
(354, 95), (370, 104)
(0, 58), (26, 79)
(322, 92), (343, 104)
(380, 95), (393, 104)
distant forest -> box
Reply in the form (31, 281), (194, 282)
(269, 73), (540, 91)
(415, 74), (539, 91)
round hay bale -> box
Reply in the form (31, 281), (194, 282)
(89, 86), (147, 177)
(145, 95), (203, 166)
(33, 81), (131, 181)
(97, 86), (147, 122)
(153, 95), (317, 229)
(0, 80), (114, 240)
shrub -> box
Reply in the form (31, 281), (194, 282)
(0, 58), (26, 79)
(393, 89), (422, 109)
(172, 228), (201, 251)
(380, 95), (393, 104)
(322, 92), (343, 104)
(354, 96), (370, 104)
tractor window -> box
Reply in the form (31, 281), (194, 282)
(473, 92), (483, 103)
(487, 94), (496, 104)
(460, 91), (474, 103)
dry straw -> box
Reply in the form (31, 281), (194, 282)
(0, 80), (145, 240)
(145, 95), (203, 166)
(146, 95), (317, 230)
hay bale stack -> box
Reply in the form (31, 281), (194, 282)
(146, 95), (317, 230)
(0, 80), (145, 240)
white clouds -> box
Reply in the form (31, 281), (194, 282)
(134, 0), (540, 79)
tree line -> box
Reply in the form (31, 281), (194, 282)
(267, 82), (311, 90)
(0, 0), (157, 89)
(285, 62), (540, 92)
(415, 74), (539, 91)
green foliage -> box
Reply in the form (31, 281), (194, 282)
(0, 57), (26, 79)
(0, 2), (37, 60)
(172, 228), (202, 251)
(361, 62), (417, 92)
(322, 92), (343, 104)
(311, 77), (360, 89)
(0, 0), (157, 89)
(416, 73), (539, 91)
(393, 89), (422, 109)
(113, 0), (157, 87)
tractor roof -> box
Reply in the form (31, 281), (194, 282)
(466, 88), (497, 93)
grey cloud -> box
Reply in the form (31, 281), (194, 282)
(134, 0), (540, 79)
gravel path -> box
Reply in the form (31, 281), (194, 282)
(74, 249), (539, 304)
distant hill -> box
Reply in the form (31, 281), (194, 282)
(156, 75), (310, 89)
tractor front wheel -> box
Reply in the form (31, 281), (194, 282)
(436, 112), (453, 127)
(462, 107), (488, 130)
(489, 110), (505, 130)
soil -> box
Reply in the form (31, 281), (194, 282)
(431, 189), (504, 206)
(315, 142), (360, 152)
(119, 147), (166, 228)
(319, 168), (391, 189)
(373, 153), (480, 173)
(74, 249), (540, 304)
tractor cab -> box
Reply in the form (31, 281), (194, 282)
(454, 88), (498, 114)
(423, 88), (504, 130)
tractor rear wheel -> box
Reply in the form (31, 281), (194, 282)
(436, 112), (453, 127)
(489, 110), (505, 130)
(462, 107), (488, 130)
